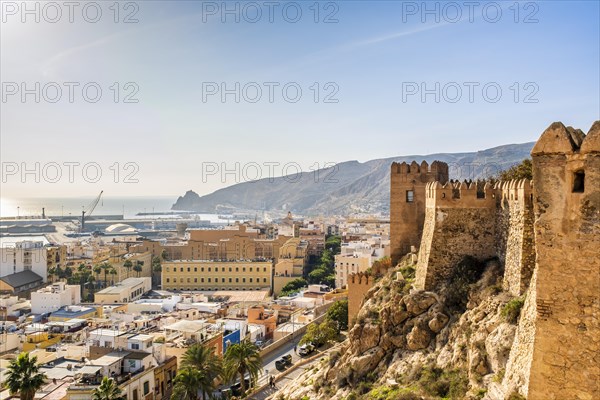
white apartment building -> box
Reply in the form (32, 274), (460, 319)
(335, 241), (387, 288)
(0, 236), (48, 282)
(30, 282), (81, 314)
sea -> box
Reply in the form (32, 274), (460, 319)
(0, 195), (182, 219)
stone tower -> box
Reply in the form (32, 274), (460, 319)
(390, 160), (448, 265)
(526, 121), (600, 399)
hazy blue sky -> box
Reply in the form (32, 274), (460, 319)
(1, 0), (599, 198)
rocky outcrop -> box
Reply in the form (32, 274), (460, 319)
(269, 261), (521, 400)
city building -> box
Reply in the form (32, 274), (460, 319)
(30, 281), (81, 314)
(95, 277), (152, 304)
(161, 260), (273, 292)
(0, 236), (49, 282)
(0, 270), (44, 295)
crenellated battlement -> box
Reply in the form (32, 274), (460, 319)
(496, 179), (533, 208)
(391, 160), (449, 178)
(348, 271), (371, 285)
(347, 272), (375, 321)
(425, 179), (495, 208)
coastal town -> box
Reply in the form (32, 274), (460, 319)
(0, 211), (390, 399)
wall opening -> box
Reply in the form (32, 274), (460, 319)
(573, 170), (585, 193)
(406, 190), (414, 202)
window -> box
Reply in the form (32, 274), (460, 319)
(143, 381), (150, 396)
(166, 278), (170, 283)
(187, 267), (190, 272)
(250, 267), (253, 272)
(263, 267), (267, 272)
(133, 389), (139, 400)
(243, 267), (246, 272)
(208, 267), (211, 272)
(194, 278), (197, 282)
(573, 170), (585, 193)
(194, 267), (197, 272)
(249, 278), (253, 282)
(208, 278), (211, 282)
(242, 278), (246, 282)
(222, 278), (225, 282)
(229, 278), (232, 283)
(131, 343), (140, 350)
(201, 267), (204, 272)
(236, 278), (239, 282)
(229, 267), (232, 272)
(222, 267), (225, 272)
(187, 278), (190, 283)
(165, 267), (169, 272)
(180, 267), (183, 272)
(263, 278), (267, 283)
(406, 190), (414, 202)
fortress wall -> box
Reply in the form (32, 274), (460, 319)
(526, 122), (600, 400)
(390, 161), (448, 265)
(497, 180), (536, 296)
(415, 181), (497, 290)
(347, 272), (374, 323)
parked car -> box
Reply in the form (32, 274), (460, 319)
(275, 354), (293, 371)
(298, 343), (315, 356)
(230, 378), (251, 396)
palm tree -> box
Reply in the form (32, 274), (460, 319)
(87, 275), (96, 301)
(123, 260), (133, 278)
(133, 260), (144, 277)
(109, 267), (117, 285)
(182, 344), (222, 399)
(172, 367), (203, 400)
(5, 352), (47, 400)
(92, 377), (125, 400)
(223, 340), (262, 396)
(93, 265), (101, 284)
(100, 262), (111, 287)
(47, 267), (56, 283)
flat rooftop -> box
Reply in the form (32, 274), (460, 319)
(96, 277), (148, 294)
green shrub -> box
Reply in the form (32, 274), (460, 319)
(443, 256), (487, 312)
(399, 265), (416, 280)
(418, 366), (468, 399)
(502, 297), (525, 323)
(507, 391), (527, 400)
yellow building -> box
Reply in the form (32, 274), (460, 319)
(273, 237), (308, 295)
(161, 260), (273, 292)
(46, 244), (67, 271)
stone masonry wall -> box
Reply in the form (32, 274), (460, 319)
(390, 161), (448, 266)
(525, 122), (600, 400)
(347, 272), (374, 323)
(416, 181), (497, 290)
(497, 180), (536, 296)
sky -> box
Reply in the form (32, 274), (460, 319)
(1, 0), (599, 199)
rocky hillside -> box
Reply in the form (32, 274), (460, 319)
(268, 256), (527, 400)
(172, 143), (534, 215)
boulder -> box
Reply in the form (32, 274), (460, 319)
(407, 324), (432, 350)
(429, 312), (450, 333)
(404, 291), (437, 316)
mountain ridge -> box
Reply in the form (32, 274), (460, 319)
(172, 142), (535, 215)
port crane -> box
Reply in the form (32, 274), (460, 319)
(81, 191), (103, 233)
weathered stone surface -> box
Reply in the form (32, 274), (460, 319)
(404, 291), (437, 316)
(406, 324), (432, 350)
(428, 312), (449, 333)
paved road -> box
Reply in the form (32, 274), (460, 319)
(212, 334), (307, 398)
(249, 355), (322, 400)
